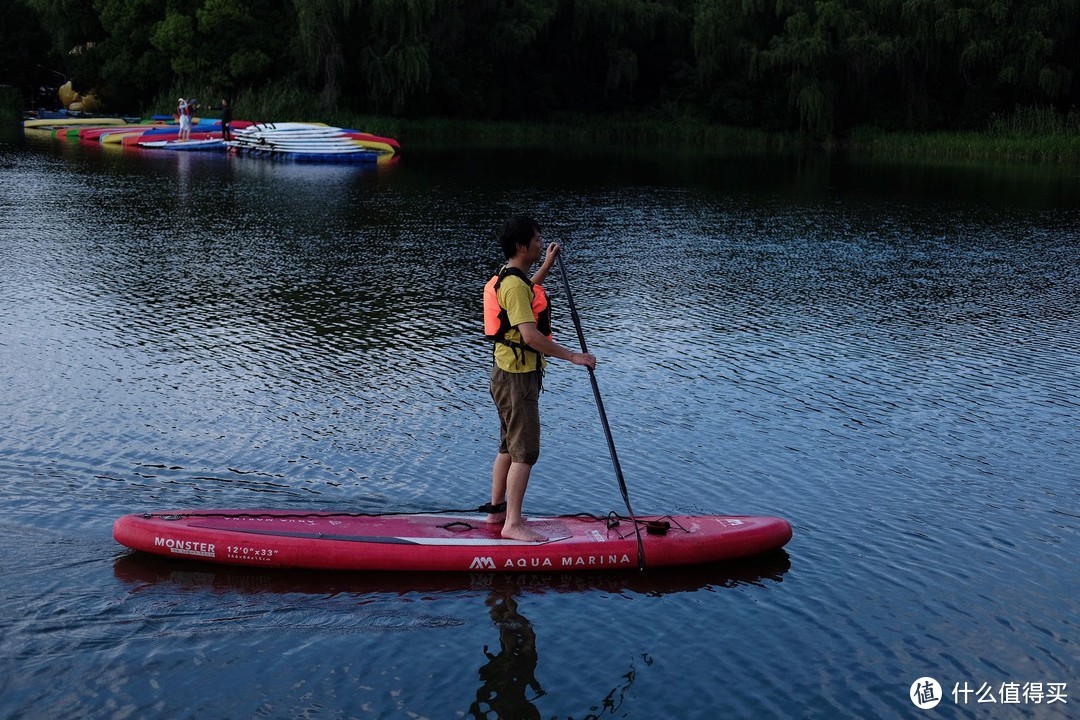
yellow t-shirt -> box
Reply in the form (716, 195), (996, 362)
(493, 273), (547, 373)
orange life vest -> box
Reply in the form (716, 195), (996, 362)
(483, 266), (552, 361)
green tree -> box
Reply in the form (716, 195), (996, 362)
(93, 0), (170, 107)
(150, 8), (197, 82)
(197, 0), (285, 97)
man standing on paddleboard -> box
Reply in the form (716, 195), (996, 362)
(484, 216), (596, 542)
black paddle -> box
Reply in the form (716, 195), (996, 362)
(555, 251), (646, 571)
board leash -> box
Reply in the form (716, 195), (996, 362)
(555, 252), (646, 571)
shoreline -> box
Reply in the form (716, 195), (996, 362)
(7, 108), (1080, 165)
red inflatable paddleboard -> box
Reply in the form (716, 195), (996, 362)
(113, 510), (791, 572)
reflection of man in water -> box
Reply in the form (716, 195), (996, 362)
(470, 592), (545, 719)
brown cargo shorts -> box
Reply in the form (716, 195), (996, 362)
(490, 365), (541, 465)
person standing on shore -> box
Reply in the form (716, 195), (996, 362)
(484, 215), (596, 542)
(220, 99), (232, 142)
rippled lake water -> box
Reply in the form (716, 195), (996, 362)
(1, 131), (1077, 719)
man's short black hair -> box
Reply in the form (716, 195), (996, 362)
(499, 216), (541, 260)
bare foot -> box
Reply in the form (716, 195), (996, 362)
(501, 522), (546, 542)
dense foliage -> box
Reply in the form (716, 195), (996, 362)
(4, 0), (1078, 137)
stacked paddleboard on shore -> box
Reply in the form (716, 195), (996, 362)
(226, 123), (396, 162)
(23, 117), (241, 150)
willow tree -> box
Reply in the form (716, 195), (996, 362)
(692, 0), (787, 127)
(888, 0), (1078, 129)
(292, 0), (353, 110)
(300, 0), (436, 115)
(755, 0), (897, 137)
(418, 0), (558, 118)
(554, 0), (690, 112)
(950, 0), (1077, 121)
(359, 0), (436, 114)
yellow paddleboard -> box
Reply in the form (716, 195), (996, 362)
(23, 118), (128, 128)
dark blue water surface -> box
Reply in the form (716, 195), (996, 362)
(1, 131), (1077, 719)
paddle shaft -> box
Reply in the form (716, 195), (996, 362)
(555, 252), (646, 570)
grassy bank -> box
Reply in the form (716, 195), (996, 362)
(848, 107), (1080, 163)
(349, 114), (1080, 164)
(335, 113), (806, 154)
(848, 128), (1080, 163)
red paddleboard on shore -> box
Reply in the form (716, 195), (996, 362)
(113, 510), (791, 572)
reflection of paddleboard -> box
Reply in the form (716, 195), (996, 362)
(113, 509), (792, 572)
(113, 547), (792, 595)
(137, 139), (225, 151)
